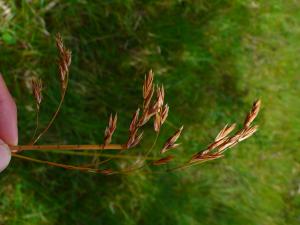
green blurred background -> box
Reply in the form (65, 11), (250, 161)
(1, 0), (300, 224)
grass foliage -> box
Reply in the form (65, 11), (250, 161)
(1, 0), (300, 224)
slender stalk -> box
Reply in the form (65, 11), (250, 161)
(166, 158), (220, 172)
(12, 153), (109, 173)
(29, 108), (40, 144)
(144, 132), (159, 157)
(32, 82), (68, 145)
(9, 144), (125, 152)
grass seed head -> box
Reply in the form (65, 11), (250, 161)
(154, 104), (169, 132)
(153, 155), (174, 165)
(131, 131), (143, 148)
(161, 126), (183, 153)
(104, 113), (117, 146)
(31, 78), (43, 108)
(56, 33), (72, 91)
(126, 130), (143, 149)
(191, 100), (261, 162)
(244, 99), (261, 128)
(143, 69), (154, 100)
(156, 85), (165, 109)
(190, 152), (224, 164)
(138, 109), (156, 126)
(129, 108), (140, 134)
(215, 123), (236, 142)
(154, 112), (161, 132)
(161, 104), (169, 124)
(238, 125), (258, 142)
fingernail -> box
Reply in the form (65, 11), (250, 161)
(0, 139), (11, 172)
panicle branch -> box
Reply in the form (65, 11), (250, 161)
(189, 100), (261, 164)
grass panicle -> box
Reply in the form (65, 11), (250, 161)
(10, 34), (261, 175)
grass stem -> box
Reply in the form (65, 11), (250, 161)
(10, 144), (126, 152)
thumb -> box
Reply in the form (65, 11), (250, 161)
(0, 139), (11, 172)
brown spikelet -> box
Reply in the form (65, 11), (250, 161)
(156, 85), (165, 109)
(215, 123), (236, 142)
(129, 108), (140, 134)
(56, 33), (72, 91)
(143, 70), (155, 110)
(144, 86), (154, 110)
(154, 112), (161, 133)
(207, 136), (228, 151)
(126, 129), (137, 148)
(154, 104), (169, 132)
(104, 113), (117, 146)
(130, 131), (144, 148)
(138, 108), (157, 127)
(217, 136), (239, 152)
(31, 78), (43, 108)
(138, 72), (167, 129)
(153, 155), (174, 165)
(161, 126), (183, 154)
(190, 152), (224, 164)
(161, 104), (169, 124)
(143, 70), (154, 100)
(244, 99), (261, 128)
(238, 125), (258, 142)
(126, 129), (143, 149)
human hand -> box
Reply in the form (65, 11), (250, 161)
(0, 74), (18, 172)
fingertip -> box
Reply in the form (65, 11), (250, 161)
(0, 74), (18, 145)
(0, 139), (11, 172)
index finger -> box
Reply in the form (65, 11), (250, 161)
(0, 74), (18, 145)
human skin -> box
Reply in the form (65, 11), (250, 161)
(0, 74), (18, 172)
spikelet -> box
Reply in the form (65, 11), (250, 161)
(143, 70), (154, 100)
(244, 99), (261, 128)
(215, 123), (236, 142)
(155, 85), (164, 109)
(190, 152), (224, 164)
(138, 108), (157, 127)
(56, 33), (72, 91)
(238, 125), (258, 142)
(154, 104), (169, 132)
(31, 78), (43, 109)
(126, 129), (143, 149)
(153, 155), (174, 165)
(129, 108), (140, 134)
(104, 113), (117, 146)
(143, 70), (154, 109)
(161, 126), (183, 154)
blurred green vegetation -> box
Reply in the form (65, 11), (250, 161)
(1, 0), (300, 224)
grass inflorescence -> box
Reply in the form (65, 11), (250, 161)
(9, 34), (260, 175)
